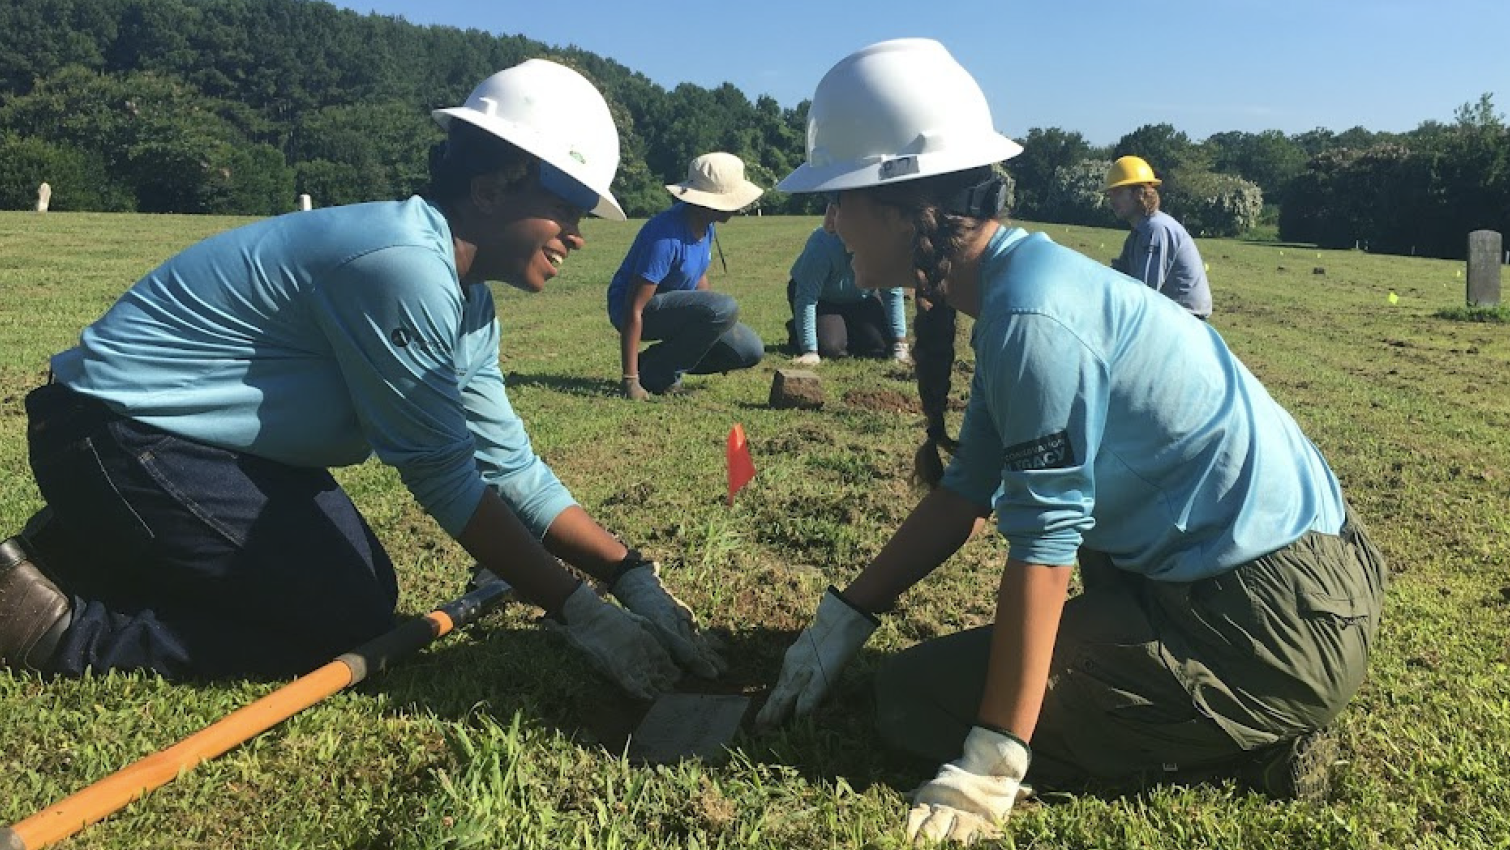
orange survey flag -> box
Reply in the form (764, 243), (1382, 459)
(727, 423), (756, 505)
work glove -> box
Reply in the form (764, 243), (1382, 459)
(891, 341), (913, 364)
(791, 351), (821, 366)
(621, 376), (650, 401)
(546, 582), (680, 700)
(755, 586), (878, 728)
(906, 726), (1031, 845)
(610, 559), (728, 679)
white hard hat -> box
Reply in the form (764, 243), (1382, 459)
(433, 59), (626, 220)
(777, 39), (1022, 194)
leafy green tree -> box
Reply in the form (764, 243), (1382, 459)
(1114, 123), (1204, 175)
(0, 133), (129, 211)
(1205, 130), (1305, 205)
(1011, 127), (1091, 220)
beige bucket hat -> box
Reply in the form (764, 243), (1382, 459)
(665, 152), (765, 212)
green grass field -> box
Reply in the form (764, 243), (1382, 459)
(1, 209), (1507, 849)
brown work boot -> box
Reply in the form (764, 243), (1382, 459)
(0, 536), (72, 671)
(1238, 730), (1339, 802)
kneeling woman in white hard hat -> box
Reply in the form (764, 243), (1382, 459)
(607, 152), (766, 398)
(0, 60), (724, 697)
(756, 39), (1386, 845)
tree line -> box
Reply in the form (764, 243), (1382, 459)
(0, 0), (1504, 259)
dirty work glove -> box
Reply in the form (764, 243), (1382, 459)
(546, 582), (680, 700)
(621, 375), (650, 401)
(891, 341), (913, 364)
(791, 352), (821, 366)
(906, 726), (1031, 845)
(755, 586), (878, 728)
(610, 558), (727, 679)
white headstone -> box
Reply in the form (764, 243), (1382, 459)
(35, 182), (51, 213)
(298, 194), (312, 212)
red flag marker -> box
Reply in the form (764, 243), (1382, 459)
(726, 423), (756, 505)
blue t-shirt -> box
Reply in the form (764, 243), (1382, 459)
(789, 227), (906, 352)
(606, 202), (714, 326)
(941, 226), (1342, 581)
(1113, 210), (1212, 318)
(50, 197), (575, 540)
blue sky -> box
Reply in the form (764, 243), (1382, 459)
(335, 0), (1507, 146)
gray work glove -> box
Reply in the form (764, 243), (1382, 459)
(545, 582), (680, 700)
(755, 586), (878, 728)
(906, 726), (1032, 845)
(610, 560), (727, 679)
(621, 376), (650, 401)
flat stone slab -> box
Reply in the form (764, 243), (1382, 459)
(626, 693), (750, 765)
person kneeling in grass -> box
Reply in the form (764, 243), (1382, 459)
(0, 60), (723, 696)
(758, 38), (1387, 846)
(786, 202), (911, 366)
(607, 152), (766, 399)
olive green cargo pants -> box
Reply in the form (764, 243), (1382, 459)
(874, 510), (1387, 787)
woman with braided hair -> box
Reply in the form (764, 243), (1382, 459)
(755, 39), (1386, 846)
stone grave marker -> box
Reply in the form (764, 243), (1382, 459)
(1467, 230), (1502, 306)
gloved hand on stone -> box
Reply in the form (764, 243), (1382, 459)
(792, 352), (821, 366)
(610, 559), (727, 679)
(622, 375), (650, 401)
(545, 581), (680, 700)
(755, 586), (878, 728)
(905, 725), (1031, 845)
(891, 341), (913, 364)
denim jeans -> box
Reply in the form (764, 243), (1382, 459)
(621, 290), (764, 393)
(24, 384), (398, 680)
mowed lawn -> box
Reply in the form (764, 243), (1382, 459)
(1, 208), (1507, 849)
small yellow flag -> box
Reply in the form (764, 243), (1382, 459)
(1387, 291), (1399, 305)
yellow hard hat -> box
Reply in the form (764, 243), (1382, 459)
(1105, 155), (1162, 190)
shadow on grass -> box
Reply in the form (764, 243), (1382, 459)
(362, 621), (934, 795)
(504, 371), (617, 397)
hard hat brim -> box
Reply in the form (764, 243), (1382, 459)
(1104, 177), (1162, 191)
(776, 137), (1024, 194)
(434, 108), (627, 221)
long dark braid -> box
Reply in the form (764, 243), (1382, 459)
(866, 166), (997, 489)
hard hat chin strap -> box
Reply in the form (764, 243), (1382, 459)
(944, 175), (1007, 220)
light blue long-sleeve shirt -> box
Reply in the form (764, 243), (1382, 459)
(788, 227), (906, 352)
(1113, 210), (1212, 318)
(941, 226), (1342, 581)
(49, 197), (574, 539)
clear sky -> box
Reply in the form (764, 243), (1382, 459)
(333, 0), (1507, 146)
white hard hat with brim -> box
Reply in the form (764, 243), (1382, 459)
(434, 59), (626, 220)
(777, 39), (1022, 194)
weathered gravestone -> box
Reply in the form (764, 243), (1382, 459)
(626, 693), (749, 765)
(769, 369), (823, 410)
(1467, 230), (1502, 307)
(35, 182), (51, 213)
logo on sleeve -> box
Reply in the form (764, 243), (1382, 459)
(1003, 430), (1076, 472)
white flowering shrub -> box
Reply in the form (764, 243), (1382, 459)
(1162, 168), (1264, 237)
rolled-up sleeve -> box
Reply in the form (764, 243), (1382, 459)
(945, 312), (1106, 566)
